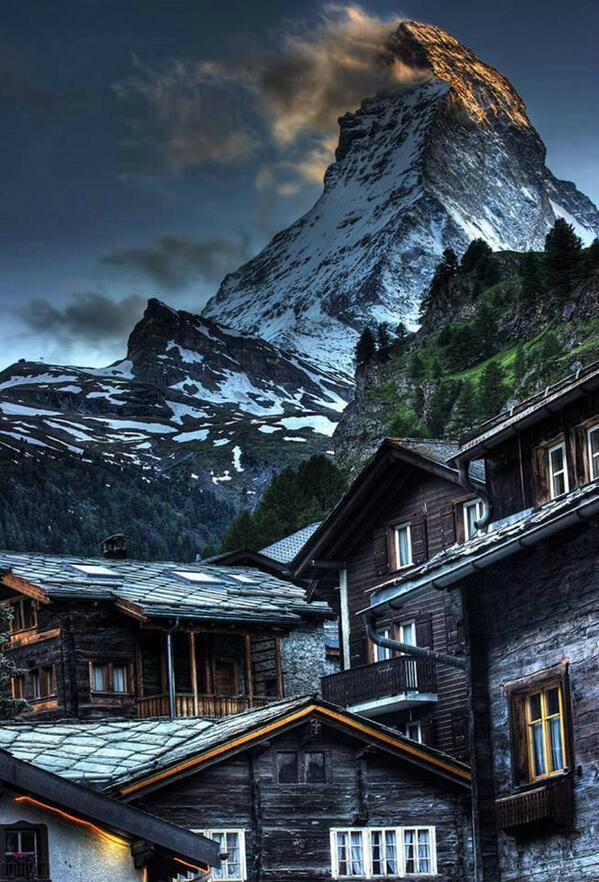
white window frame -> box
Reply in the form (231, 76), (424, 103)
(463, 498), (484, 541)
(191, 829), (247, 881)
(374, 628), (392, 662)
(330, 826), (437, 878)
(587, 425), (599, 480)
(547, 441), (569, 499)
(393, 524), (413, 570)
(404, 721), (423, 743)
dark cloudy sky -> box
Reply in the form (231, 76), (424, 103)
(2, 0), (598, 368)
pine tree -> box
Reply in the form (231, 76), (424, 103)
(544, 218), (582, 299)
(585, 238), (599, 276)
(0, 606), (27, 720)
(356, 328), (376, 365)
(513, 345), (526, 383)
(377, 323), (391, 356)
(477, 361), (507, 421)
(409, 351), (426, 382)
(452, 380), (479, 438)
(519, 252), (543, 306)
(538, 330), (561, 361)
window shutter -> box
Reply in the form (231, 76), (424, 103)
(439, 504), (456, 548)
(451, 712), (469, 759)
(420, 719), (434, 747)
(410, 512), (428, 564)
(373, 526), (389, 576)
(445, 610), (465, 650)
(507, 688), (529, 787)
(415, 612), (433, 649)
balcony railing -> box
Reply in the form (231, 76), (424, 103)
(137, 692), (276, 719)
(321, 655), (437, 711)
(496, 773), (574, 837)
(0, 859), (50, 880)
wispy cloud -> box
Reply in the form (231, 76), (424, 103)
(114, 5), (425, 192)
(101, 235), (252, 289)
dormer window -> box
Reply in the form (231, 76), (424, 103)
(393, 524), (412, 570)
(547, 442), (569, 499)
(463, 499), (484, 541)
(587, 425), (599, 480)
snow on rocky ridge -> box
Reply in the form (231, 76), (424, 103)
(0, 300), (350, 503)
(204, 20), (599, 376)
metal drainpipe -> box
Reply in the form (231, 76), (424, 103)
(166, 621), (179, 721)
(457, 461), (492, 531)
(365, 614), (466, 670)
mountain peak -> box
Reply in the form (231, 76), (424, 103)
(204, 24), (599, 377)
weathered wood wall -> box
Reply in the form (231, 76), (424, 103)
(137, 721), (474, 882)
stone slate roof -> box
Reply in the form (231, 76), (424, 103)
(389, 438), (485, 483)
(0, 552), (330, 625)
(367, 479), (599, 608)
(0, 695), (470, 794)
(260, 522), (323, 564)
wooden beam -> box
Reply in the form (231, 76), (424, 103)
(190, 632), (199, 717)
(244, 634), (254, 706)
(274, 636), (284, 698)
(0, 573), (49, 604)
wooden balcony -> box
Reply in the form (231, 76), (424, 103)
(137, 692), (276, 719)
(496, 773), (573, 838)
(321, 655), (437, 717)
(0, 859), (50, 880)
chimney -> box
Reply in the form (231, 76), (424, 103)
(101, 534), (128, 560)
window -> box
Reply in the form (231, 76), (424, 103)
(330, 827), (436, 878)
(276, 750), (328, 784)
(1, 823), (49, 880)
(507, 666), (572, 787)
(11, 675), (25, 700)
(393, 524), (412, 570)
(31, 666), (55, 700)
(10, 598), (37, 633)
(195, 830), (246, 881)
(547, 442), (569, 498)
(374, 628), (392, 662)
(90, 661), (131, 694)
(526, 685), (566, 780)
(404, 722), (423, 743)
(587, 425), (599, 480)
(463, 499), (484, 540)
(399, 621), (418, 688)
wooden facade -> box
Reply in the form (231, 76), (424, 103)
(3, 597), (303, 721)
(132, 710), (474, 882)
(296, 446), (477, 759)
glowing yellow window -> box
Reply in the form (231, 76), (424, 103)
(526, 685), (566, 780)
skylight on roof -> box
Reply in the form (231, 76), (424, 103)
(229, 574), (255, 584)
(70, 564), (115, 578)
(174, 570), (220, 584)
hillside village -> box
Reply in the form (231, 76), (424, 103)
(2, 10), (599, 882)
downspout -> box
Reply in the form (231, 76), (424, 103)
(365, 614), (466, 670)
(458, 461), (492, 531)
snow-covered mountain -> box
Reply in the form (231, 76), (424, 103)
(0, 299), (350, 505)
(204, 21), (599, 376)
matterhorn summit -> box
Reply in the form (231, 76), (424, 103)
(203, 21), (599, 376)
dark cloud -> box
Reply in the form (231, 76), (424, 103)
(101, 235), (252, 289)
(113, 5), (425, 181)
(0, 44), (54, 111)
(17, 293), (145, 344)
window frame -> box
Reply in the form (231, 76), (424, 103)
(506, 663), (572, 789)
(463, 498), (484, 541)
(192, 828), (247, 881)
(0, 821), (50, 881)
(373, 627), (392, 663)
(525, 683), (567, 782)
(31, 665), (56, 701)
(9, 598), (37, 635)
(329, 826), (437, 879)
(89, 660), (133, 696)
(587, 425), (599, 481)
(275, 749), (330, 785)
(403, 721), (423, 743)
(393, 523), (413, 571)
(547, 441), (569, 499)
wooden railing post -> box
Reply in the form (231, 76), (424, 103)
(190, 631), (199, 716)
(244, 634), (254, 707)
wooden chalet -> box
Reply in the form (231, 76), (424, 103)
(0, 748), (219, 881)
(364, 362), (599, 881)
(0, 696), (473, 882)
(0, 553), (331, 721)
(293, 439), (486, 760)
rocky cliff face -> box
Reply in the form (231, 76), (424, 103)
(0, 299), (350, 508)
(204, 21), (599, 377)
